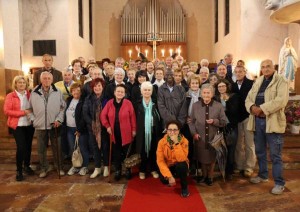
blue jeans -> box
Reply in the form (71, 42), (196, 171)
(67, 127), (89, 167)
(254, 118), (285, 186)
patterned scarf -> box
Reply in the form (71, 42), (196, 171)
(91, 94), (102, 149)
(143, 98), (153, 157)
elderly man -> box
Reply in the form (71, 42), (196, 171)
(224, 53), (234, 80)
(33, 54), (63, 87)
(245, 59), (288, 195)
(30, 72), (66, 178)
(199, 67), (210, 84)
(232, 65), (255, 177)
(157, 70), (187, 128)
(54, 67), (74, 101)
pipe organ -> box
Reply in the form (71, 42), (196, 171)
(121, 0), (187, 61)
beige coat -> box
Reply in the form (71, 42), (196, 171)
(245, 72), (288, 133)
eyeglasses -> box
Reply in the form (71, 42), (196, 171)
(167, 129), (179, 132)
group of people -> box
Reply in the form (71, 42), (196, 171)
(4, 51), (289, 197)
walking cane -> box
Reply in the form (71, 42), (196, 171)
(54, 126), (61, 179)
(108, 134), (113, 183)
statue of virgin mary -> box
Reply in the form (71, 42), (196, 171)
(278, 37), (298, 91)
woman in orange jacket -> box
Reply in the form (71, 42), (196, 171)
(156, 120), (190, 198)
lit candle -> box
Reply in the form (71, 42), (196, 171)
(177, 48), (181, 56)
(169, 49), (173, 56)
(161, 49), (165, 57)
(145, 49), (148, 57)
(128, 50), (132, 58)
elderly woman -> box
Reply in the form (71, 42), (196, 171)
(189, 62), (198, 73)
(135, 82), (162, 180)
(208, 73), (220, 87)
(215, 79), (239, 179)
(157, 120), (190, 198)
(83, 78), (108, 178)
(4, 76), (35, 181)
(105, 68), (129, 100)
(189, 84), (226, 185)
(101, 84), (136, 181)
(183, 74), (201, 173)
(72, 59), (86, 85)
(65, 83), (89, 176)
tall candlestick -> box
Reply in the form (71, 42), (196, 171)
(128, 49), (132, 58)
(177, 48), (181, 56)
(161, 49), (165, 57)
(145, 49), (148, 57)
(169, 49), (173, 56)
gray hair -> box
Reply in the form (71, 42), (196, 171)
(140, 81), (153, 93)
(200, 59), (209, 66)
(199, 67), (209, 73)
(62, 65), (73, 75)
(40, 71), (53, 80)
(114, 67), (125, 76)
(201, 83), (215, 96)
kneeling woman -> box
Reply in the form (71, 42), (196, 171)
(101, 84), (136, 181)
(156, 120), (190, 197)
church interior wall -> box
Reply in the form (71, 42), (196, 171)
(95, 0), (213, 63)
(1, 0), (22, 70)
(212, 0), (242, 64)
(0, 0), (4, 68)
(68, 0), (96, 66)
(240, 0), (288, 77)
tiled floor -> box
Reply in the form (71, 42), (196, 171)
(0, 167), (299, 211)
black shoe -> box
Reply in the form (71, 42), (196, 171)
(24, 166), (34, 175)
(125, 169), (132, 180)
(205, 177), (213, 186)
(181, 188), (190, 198)
(16, 171), (24, 181)
(114, 170), (121, 181)
(194, 175), (205, 183)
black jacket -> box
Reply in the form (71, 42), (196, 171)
(135, 100), (162, 154)
(131, 83), (157, 106)
(232, 77), (254, 122)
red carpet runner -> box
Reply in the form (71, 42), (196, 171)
(121, 176), (207, 212)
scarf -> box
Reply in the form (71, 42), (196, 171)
(91, 94), (102, 149)
(143, 98), (153, 157)
(153, 79), (165, 87)
(188, 89), (200, 116)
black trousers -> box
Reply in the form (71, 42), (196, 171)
(139, 136), (158, 173)
(11, 126), (35, 172)
(159, 162), (188, 190)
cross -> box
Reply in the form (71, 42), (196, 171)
(147, 34), (162, 59)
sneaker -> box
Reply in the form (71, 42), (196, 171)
(139, 172), (146, 180)
(181, 188), (190, 198)
(59, 170), (65, 176)
(103, 166), (109, 177)
(271, 185), (285, 195)
(79, 167), (89, 176)
(250, 176), (269, 184)
(67, 167), (79, 176)
(24, 166), (34, 175)
(151, 171), (159, 179)
(39, 171), (47, 178)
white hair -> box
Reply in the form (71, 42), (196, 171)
(201, 83), (215, 96)
(114, 67), (125, 76)
(200, 59), (209, 66)
(140, 81), (153, 93)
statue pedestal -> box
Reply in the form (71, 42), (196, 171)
(270, 1), (300, 24)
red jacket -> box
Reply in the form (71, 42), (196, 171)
(4, 91), (31, 130)
(100, 99), (136, 145)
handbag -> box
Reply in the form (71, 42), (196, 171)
(124, 142), (141, 169)
(208, 130), (226, 150)
(72, 135), (83, 168)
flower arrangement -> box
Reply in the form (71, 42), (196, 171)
(285, 101), (300, 126)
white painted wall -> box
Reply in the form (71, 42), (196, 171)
(212, 0), (242, 63)
(68, 0), (96, 64)
(1, 0), (22, 70)
(0, 0), (4, 68)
